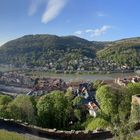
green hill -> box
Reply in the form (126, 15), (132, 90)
(0, 35), (96, 68)
(97, 37), (140, 68)
(0, 35), (140, 71)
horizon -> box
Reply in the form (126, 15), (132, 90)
(0, 0), (140, 45)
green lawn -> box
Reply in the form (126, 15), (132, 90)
(133, 136), (140, 140)
(0, 130), (32, 140)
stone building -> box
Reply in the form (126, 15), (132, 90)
(132, 95), (140, 105)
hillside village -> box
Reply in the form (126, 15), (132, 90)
(1, 0), (140, 139)
(11, 57), (136, 73)
(0, 35), (140, 73)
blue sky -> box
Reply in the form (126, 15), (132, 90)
(0, 0), (140, 45)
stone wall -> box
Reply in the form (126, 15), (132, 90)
(0, 119), (112, 140)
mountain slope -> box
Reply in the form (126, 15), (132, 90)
(97, 38), (140, 68)
(0, 34), (96, 68)
(0, 35), (140, 71)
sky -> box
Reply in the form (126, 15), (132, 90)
(0, 0), (140, 45)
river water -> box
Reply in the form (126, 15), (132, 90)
(33, 72), (138, 82)
(0, 65), (138, 82)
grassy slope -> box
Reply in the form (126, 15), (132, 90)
(0, 130), (26, 140)
(0, 130), (36, 140)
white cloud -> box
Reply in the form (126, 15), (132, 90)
(96, 12), (106, 17)
(74, 30), (83, 35)
(91, 25), (112, 37)
(85, 29), (93, 33)
(29, 0), (45, 16)
(29, 0), (68, 24)
(42, 0), (68, 24)
(74, 25), (112, 38)
(96, 11), (108, 17)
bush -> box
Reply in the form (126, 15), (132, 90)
(85, 117), (109, 131)
(93, 80), (105, 90)
(127, 82), (140, 95)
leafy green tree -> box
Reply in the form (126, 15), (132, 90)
(131, 104), (140, 123)
(96, 85), (118, 117)
(127, 83), (140, 95)
(0, 95), (13, 118)
(65, 89), (74, 101)
(72, 96), (84, 107)
(37, 91), (72, 129)
(96, 85), (135, 140)
(93, 80), (105, 90)
(74, 109), (82, 122)
(0, 95), (13, 105)
(8, 95), (36, 123)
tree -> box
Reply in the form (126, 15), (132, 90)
(93, 80), (105, 90)
(65, 89), (74, 101)
(0, 95), (13, 105)
(37, 91), (72, 129)
(96, 85), (118, 117)
(8, 95), (36, 123)
(131, 104), (140, 123)
(127, 82), (140, 95)
(72, 96), (84, 107)
(0, 95), (13, 118)
(96, 85), (135, 140)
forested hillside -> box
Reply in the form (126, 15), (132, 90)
(0, 35), (140, 71)
(0, 35), (96, 69)
(97, 38), (140, 68)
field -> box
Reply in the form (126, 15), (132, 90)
(0, 130), (28, 140)
(0, 130), (48, 140)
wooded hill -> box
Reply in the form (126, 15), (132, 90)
(0, 35), (95, 67)
(97, 37), (140, 68)
(0, 35), (140, 70)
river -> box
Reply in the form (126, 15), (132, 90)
(30, 71), (138, 82)
(0, 65), (138, 82)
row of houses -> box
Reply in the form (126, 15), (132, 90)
(0, 72), (34, 88)
(115, 76), (140, 86)
(0, 71), (68, 95)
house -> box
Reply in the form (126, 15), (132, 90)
(87, 102), (98, 117)
(69, 82), (100, 117)
(114, 76), (140, 86)
(132, 95), (140, 105)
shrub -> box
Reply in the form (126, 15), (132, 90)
(85, 117), (109, 131)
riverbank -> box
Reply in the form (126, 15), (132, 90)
(0, 84), (31, 94)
